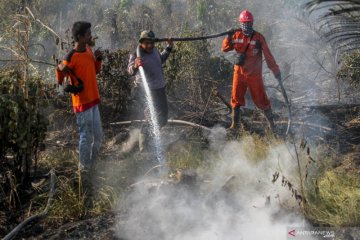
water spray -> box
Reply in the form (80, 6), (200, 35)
(136, 46), (167, 173)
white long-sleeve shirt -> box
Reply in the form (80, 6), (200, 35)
(128, 46), (171, 90)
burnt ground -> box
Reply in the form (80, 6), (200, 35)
(25, 213), (118, 240)
(2, 103), (360, 240)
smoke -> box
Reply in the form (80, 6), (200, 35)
(19, 0), (351, 237)
(21, 0), (356, 105)
(120, 128), (140, 153)
(114, 127), (313, 240)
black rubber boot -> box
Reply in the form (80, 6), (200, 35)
(264, 108), (276, 131)
(229, 107), (240, 129)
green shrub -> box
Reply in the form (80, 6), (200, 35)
(0, 69), (47, 191)
(163, 30), (232, 107)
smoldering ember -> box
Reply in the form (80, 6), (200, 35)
(0, 0), (360, 240)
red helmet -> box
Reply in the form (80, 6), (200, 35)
(239, 10), (254, 23)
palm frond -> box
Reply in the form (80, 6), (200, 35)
(305, 0), (360, 54)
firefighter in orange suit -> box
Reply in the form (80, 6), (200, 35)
(222, 10), (282, 130)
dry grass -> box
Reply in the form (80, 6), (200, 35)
(165, 129), (283, 182)
(304, 149), (360, 227)
(34, 129), (360, 229)
(126, 129), (360, 228)
(90, 186), (118, 215)
(337, 50), (360, 89)
(47, 175), (87, 223)
(166, 143), (206, 171)
(241, 131), (281, 164)
(46, 175), (116, 222)
(32, 148), (118, 226)
(39, 148), (78, 170)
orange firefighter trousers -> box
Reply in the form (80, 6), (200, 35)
(231, 73), (271, 110)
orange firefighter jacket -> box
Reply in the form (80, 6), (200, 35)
(222, 30), (280, 78)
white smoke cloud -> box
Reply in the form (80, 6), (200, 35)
(114, 127), (313, 240)
(121, 128), (141, 153)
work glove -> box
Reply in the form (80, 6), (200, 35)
(275, 72), (282, 81)
(227, 28), (236, 41)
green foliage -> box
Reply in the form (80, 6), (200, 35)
(338, 50), (360, 90)
(0, 1), (17, 28)
(195, 0), (239, 31)
(158, 0), (172, 16)
(305, 0), (360, 53)
(163, 30), (232, 106)
(118, 0), (133, 13)
(0, 69), (47, 187)
(115, 3), (155, 48)
(196, 0), (208, 24)
(98, 49), (132, 116)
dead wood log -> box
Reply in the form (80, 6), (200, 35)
(110, 119), (211, 131)
(143, 165), (163, 178)
(127, 179), (175, 190)
(128, 169), (199, 191)
(3, 170), (56, 240)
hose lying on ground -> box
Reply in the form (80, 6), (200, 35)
(110, 119), (211, 132)
(111, 119), (332, 132)
(3, 169), (56, 240)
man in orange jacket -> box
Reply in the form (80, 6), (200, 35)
(222, 10), (281, 130)
(56, 21), (103, 173)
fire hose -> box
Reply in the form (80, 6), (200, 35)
(3, 170), (56, 240)
(154, 29), (241, 42)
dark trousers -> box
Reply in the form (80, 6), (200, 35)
(149, 87), (168, 128)
(133, 86), (168, 134)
